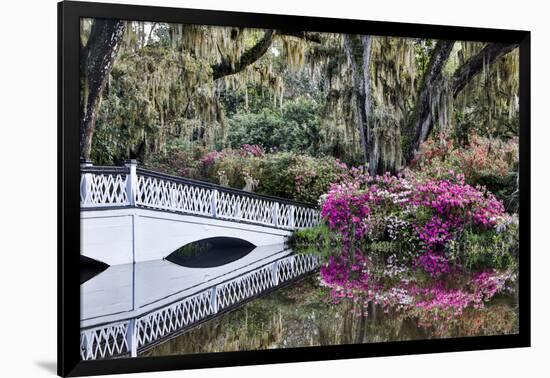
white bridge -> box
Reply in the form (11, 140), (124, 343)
(80, 161), (322, 360)
(81, 160), (320, 265)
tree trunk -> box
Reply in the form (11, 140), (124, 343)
(343, 34), (368, 164)
(361, 35), (376, 175)
(80, 19), (126, 159)
(408, 40), (455, 161)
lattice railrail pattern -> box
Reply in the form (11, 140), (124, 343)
(80, 253), (321, 360)
(80, 169), (129, 207)
(80, 162), (320, 230)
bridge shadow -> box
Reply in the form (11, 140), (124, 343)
(165, 237), (256, 268)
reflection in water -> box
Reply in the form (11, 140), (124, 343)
(143, 276), (518, 356)
(166, 237), (256, 268)
(80, 255), (109, 284)
(80, 244), (292, 324)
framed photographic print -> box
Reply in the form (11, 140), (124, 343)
(58, 1), (530, 376)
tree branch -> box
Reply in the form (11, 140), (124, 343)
(278, 30), (322, 43)
(211, 29), (322, 80)
(212, 30), (275, 80)
(452, 42), (518, 97)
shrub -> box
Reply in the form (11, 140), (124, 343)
(150, 146), (353, 203)
(227, 97), (322, 155)
(412, 134), (519, 212)
(146, 144), (207, 178)
(320, 171), (509, 277)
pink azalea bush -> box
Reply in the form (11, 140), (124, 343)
(320, 181), (371, 246)
(320, 170), (507, 276)
(411, 134), (518, 183)
(317, 166), (516, 327)
(239, 144), (265, 157)
(411, 134), (519, 212)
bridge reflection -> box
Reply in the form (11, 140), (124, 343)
(80, 246), (320, 360)
(81, 243), (291, 326)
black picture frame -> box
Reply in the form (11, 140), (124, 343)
(58, 1), (531, 376)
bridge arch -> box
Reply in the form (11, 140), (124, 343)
(165, 237), (256, 268)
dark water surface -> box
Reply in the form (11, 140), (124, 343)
(143, 276), (518, 357)
(165, 237), (256, 268)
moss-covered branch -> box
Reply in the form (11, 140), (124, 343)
(212, 30), (276, 80)
(452, 43), (518, 97)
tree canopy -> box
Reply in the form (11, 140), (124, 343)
(80, 19), (519, 174)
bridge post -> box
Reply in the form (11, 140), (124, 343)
(272, 202), (279, 227)
(290, 205), (296, 229)
(210, 286), (218, 313)
(235, 197), (241, 219)
(83, 331), (93, 360)
(211, 190), (218, 218)
(127, 318), (138, 357)
(271, 260), (279, 286)
(124, 159), (138, 206)
(80, 159), (93, 204)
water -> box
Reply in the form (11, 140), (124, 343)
(81, 240), (518, 358)
(143, 275), (518, 357)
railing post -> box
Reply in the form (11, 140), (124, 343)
(235, 197), (241, 219)
(272, 261), (279, 286)
(124, 159), (138, 206)
(211, 190), (218, 218)
(83, 331), (93, 360)
(170, 182), (177, 210)
(210, 286), (218, 313)
(126, 318), (138, 358)
(272, 202), (279, 227)
(80, 158), (93, 205)
(290, 205), (296, 229)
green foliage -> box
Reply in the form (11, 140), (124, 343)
(227, 110), (283, 150)
(367, 241), (402, 254)
(169, 241), (209, 260)
(447, 221), (519, 272)
(92, 42), (216, 164)
(146, 143), (207, 178)
(272, 153), (349, 203)
(227, 97), (322, 155)
(414, 39), (435, 82)
(289, 223), (341, 250)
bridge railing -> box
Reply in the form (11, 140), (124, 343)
(80, 160), (320, 230)
(80, 163), (131, 207)
(80, 252), (321, 360)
